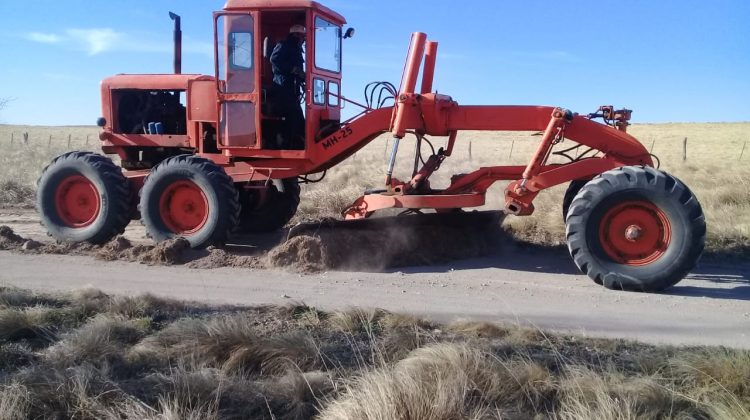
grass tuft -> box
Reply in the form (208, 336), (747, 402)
(0, 383), (30, 420)
(556, 367), (699, 420)
(44, 314), (146, 367)
(0, 180), (34, 208)
(447, 320), (511, 339)
(319, 343), (554, 419)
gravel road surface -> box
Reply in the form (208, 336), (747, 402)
(1, 247), (748, 348)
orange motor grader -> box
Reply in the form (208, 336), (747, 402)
(37, 0), (705, 292)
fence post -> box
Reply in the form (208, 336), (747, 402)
(86, 134), (90, 145)
(508, 139), (515, 160)
(23, 132), (29, 145)
(740, 141), (747, 161)
(67, 134), (71, 148)
(468, 141), (472, 161)
(48, 135), (52, 147)
(682, 137), (687, 162)
(10, 132), (13, 145)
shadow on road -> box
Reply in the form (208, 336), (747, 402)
(393, 244), (581, 276)
(685, 273), (748, 285)
(667, 265), (750, 301)
(668, 286), (750, 301)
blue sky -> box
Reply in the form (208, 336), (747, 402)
(0, 0), (748, 125)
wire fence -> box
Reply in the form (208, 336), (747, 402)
(463, 137), (749, 163)
(5, 132), (98, 149)
(3, 131), (749, 162)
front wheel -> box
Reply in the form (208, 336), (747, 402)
(565, 166), (706, 292)
(562, 179), (589, 221)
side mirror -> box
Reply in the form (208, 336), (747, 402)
(344, 27), (355, 39)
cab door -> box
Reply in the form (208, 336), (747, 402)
(308, 14), (343, 144)
(214, 12), (260, 148)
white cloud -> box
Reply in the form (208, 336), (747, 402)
(24, 32), (62, 44)
(65, 28), (122, 55)
(21, 27), (212, 58)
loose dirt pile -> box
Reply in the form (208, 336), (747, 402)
(0, 217), (504, 273)
(0, 225), (24, 249)
(96, 236), (132, 258)
(268, 235), (329, 273)
(95, 236), (200, 265)
(130, 237), (192, 265)
(186, 247), (264, 269)
(267, 221), (505, 272)
(0, 226), (199, 266)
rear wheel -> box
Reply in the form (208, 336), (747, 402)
(237, 178), (300, 233)
(37, 152), (131, 244)
(139, 155), (239, 248)
(565, 166), (705, 292)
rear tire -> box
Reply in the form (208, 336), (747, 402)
(36, 152), (131, 244)
(237, 178), (300, 234)
(565, 166), (705, 292)
(139, 155), (239, 248)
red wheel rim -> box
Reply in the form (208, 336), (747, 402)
(54, 175), (101, 228)
(598, 201), (671, 266)
(159, 180), (209, 234)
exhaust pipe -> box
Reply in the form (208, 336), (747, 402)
(169, 12), (182, 74)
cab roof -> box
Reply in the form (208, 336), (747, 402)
(223, 0), (346, 24)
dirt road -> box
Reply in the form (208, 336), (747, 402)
(2, 208), (749, 348)
(2, 249), (748, 348)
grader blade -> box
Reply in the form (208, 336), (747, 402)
(287, 210), (504, 240)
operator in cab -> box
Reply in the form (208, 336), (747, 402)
(270, 24), (306, 150)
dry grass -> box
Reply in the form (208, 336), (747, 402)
(318, 344), (554, 419)
(554, 367), (691, 420)
(1, 122), (747, 253)
(0, 286), (747, 419)
(0, 383), (29, 420)
(0, 125), (99, 209)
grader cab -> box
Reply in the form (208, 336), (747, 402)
(98, 1), (345, 162)
(36, 0), (706, 293)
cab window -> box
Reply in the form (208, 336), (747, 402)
(229, 31), (253, 70)
(314, 17), (341, 72)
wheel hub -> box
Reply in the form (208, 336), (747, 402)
(625, 224), (643, 242)
(599, 201), (671, 266)
(54, 175), (101, 228)
(159, 180), (209, 234)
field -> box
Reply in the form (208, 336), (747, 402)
(0, 286), (748, 420)
(0, 124), (749, 419)
(1, 122), (748, 253)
